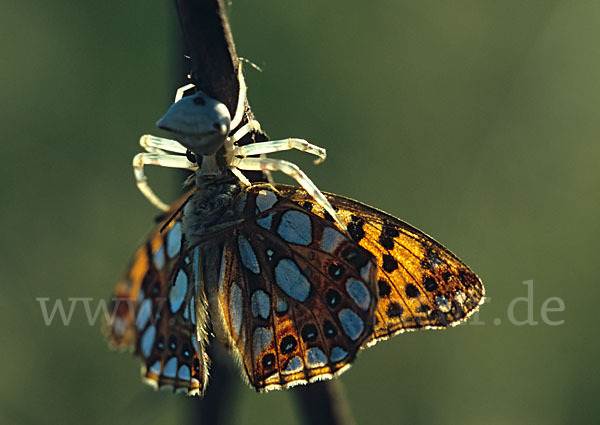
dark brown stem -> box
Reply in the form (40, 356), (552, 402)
(292, 380), (356, 425)
(172, 1), (354, 424)
(187, 341), (239, 425)
(173, 0), (266, 147)
(173, 0), (238, 111)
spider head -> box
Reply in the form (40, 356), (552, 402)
(156, 91), (231, 156)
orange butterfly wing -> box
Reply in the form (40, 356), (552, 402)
(105, 191), (210, 395)
(204, 184), (379, 392)
(275, 185), (485, 344)
(107, 183), (484, 395)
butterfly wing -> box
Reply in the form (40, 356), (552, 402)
(204, 184), (378, 392)
(105, 191), (210, 395)
(274, 184), (485, 345)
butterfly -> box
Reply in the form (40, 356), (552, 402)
(105, 66), (485, 396)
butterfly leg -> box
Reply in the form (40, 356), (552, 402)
(233, 138), (327, 164)
(231, 157), (346, 231)
(133, 152), (196, 211)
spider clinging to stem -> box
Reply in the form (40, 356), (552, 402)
(132, 64), (346, 231)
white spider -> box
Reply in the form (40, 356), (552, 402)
(132, 65), (345, 230)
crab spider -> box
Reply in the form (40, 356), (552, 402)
(132, 64), (344, 231)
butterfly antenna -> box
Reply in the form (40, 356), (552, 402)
(159, 191), (195, 233)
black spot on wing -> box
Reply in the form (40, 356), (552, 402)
(323, 320), (337, 338)
(387, 302), (403, 318)
(301, 324), (318, 342)
(423, 276), (438, 292)
(405, 284), (420, 298)
(347, 215), (366, 242)
(382, 254), (398, 273)
(280, 335), (297, 354)
(326, 289), (341, 308)
(378, 225), (399, 251)
(378, 279), (391, 297)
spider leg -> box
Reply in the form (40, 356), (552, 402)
(229, 120), (262, 144)
(229, 167), (252, 187)
(172, 64), (246, 130)
(227, 118), (274, 183)
(233, 138), (326, 164)
(133, 152), (197, 211)
(139, 134), (188, 154)
(230, 157), (346, 231)
(230, 63), (248, 131)
(175, 83), (196, 103)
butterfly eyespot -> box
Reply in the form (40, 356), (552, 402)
(325, 289), (341, 308)
(181, 343), (191, 359)
(156, 335), (165, 351)
(168, 335), (177, 351)
(405, 284), (420, 298)
(323, 320), (337, 338)
(328, 263), (344, 280)
(423, 276), (438, 292)
(280, 335), (297, 354)
(301, 324), (318, 343)
(262, 353), (276, 369)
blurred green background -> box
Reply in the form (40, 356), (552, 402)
(2, 1), (598, 424)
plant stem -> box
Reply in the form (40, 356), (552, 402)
(172, 1), (355, 424)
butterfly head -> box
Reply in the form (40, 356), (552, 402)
(156, 91), (231, 156)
